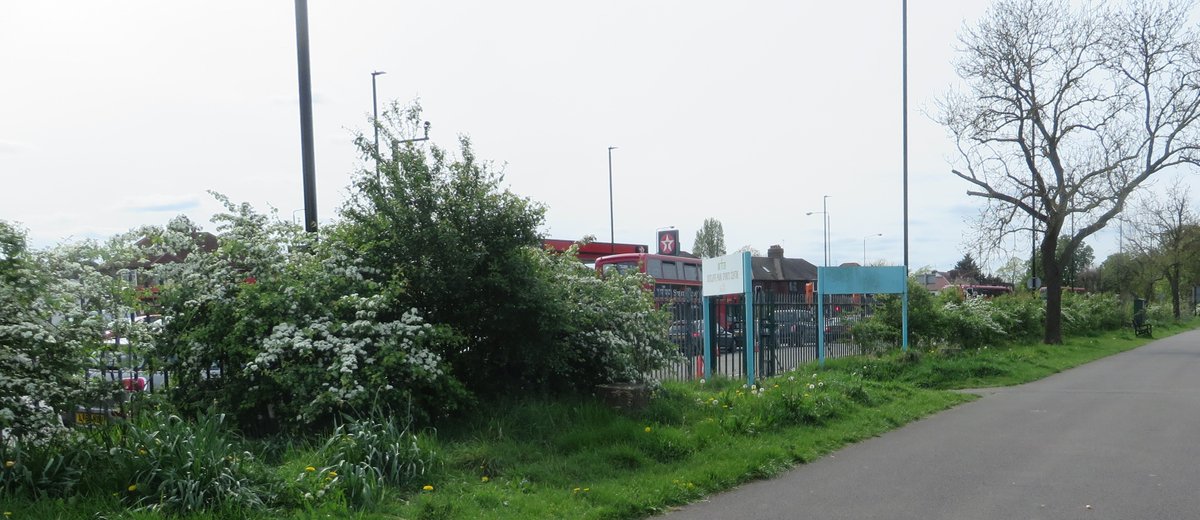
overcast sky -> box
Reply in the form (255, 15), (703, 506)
(2, 1), (1178, 273)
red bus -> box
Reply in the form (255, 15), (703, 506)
(594, 253), (702, 302)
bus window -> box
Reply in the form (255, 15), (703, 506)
(602, 261), (639, 276)
(659, 261), (679, 280)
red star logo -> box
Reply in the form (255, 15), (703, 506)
(660, 233), (675, 254)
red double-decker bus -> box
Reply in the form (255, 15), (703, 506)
(594, 253), (702, 302)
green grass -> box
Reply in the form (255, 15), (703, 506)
(3, 319), (1196, 519)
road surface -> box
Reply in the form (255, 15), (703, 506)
(662, 330), (1200, 519)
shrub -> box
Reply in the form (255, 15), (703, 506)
(528, 243), (678, 389)
(0, 221), (119, 448)
(940, 296), (1008, 348)
(105, 410), (274, 514)
(0, 435), (95, 500)
(149, 200), (467, 432)
(1061, 292), (1125, 335)
(296, 414), (438, 509)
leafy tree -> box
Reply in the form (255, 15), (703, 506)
(692, 218), (727, 258)
(1124, 180), (1200, 318)
(942, 0), (1200, 343)
(996, 256), (1027, 287)
(1098, 251), (1156, 299)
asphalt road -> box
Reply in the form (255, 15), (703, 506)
(662, 330), (1200, 520)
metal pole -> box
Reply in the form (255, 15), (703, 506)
(608, 146), (617, 253)
(822, 195), (830, 266)
(294, 0), (318, 233)
(902, 0), (909, 273)
(371, 71), (386, 179)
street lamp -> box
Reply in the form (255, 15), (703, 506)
(863, 233), (882, 265)
(805, 195), (831, 266)
(608, 146), (618, 253)
(371, 71), (386, 176)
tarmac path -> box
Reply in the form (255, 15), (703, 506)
(662, 329), (1200, 519)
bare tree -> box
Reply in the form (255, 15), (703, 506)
(943, 0), (1200, 343)
(1124, 178), (1200, 318)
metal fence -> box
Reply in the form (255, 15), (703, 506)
(655, 292), (881, 382)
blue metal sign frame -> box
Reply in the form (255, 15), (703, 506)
(816, 266), (908, 366)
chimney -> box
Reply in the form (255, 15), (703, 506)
(767, 244), (784, 259)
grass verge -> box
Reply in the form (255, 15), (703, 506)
(3, 320), (1195, 519)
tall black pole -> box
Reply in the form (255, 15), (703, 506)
(902, 0), (909, 273)
(294, 0), (318, 233)
(371, 71), (386, 179)
(608, 146), (617, 253)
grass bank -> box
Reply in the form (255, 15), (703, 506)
(3, 321), (1195, 519)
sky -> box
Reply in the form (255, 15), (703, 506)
(0, 1), (1174, 274)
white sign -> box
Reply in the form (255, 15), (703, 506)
(702, 252), (746, 297)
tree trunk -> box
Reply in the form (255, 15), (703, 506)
(1042, 236), (1064, 345)
(1168, 266), (1182, 319)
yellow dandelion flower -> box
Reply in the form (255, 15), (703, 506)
(4, 512), (10, 517)
(3, 461), (12, 468)
(422, 485), (434, 491)
(644, 426), (652, 433)
(328, 471), (337, 477)
(304, 466), (316, 472)
(573, 487), (581, 493)
(128, 484), (138, 492)
(584, 487), (590, 492)
(481, 476), (490, 483)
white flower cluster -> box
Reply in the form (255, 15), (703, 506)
(251, 303), (444, 420)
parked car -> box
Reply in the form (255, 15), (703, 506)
(824, 316), (851, 343)
(771, 309), (817, 347)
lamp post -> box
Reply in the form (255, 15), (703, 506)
(608, 146), (618, 253)
(863, 233), (882, 265)
(294, 0), (318, 233)
(371, 71), (386, 176)
(805, 195), (831, 266)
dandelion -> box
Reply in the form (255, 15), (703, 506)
(328, 471), (337, 477)
(127, 484), (138, 492)
(644, 426), (652, 433)
(305, 466), (316, 472)
(3, 461), (12, 468)
(818, 381), (824, 388)
(481, 476), (490, 483)
(423, 485), (434, 491)
(3, 512), (9, 518)
(788, 375), (795, 382)
(751, 384), (757, 391)
(699, 378), (706, 384)
(138, 449), (147, 456)
(573, 487), (581, 493)
(808, 383), (816, 390)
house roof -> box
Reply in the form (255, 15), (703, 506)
(751, 255), (818, 282)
